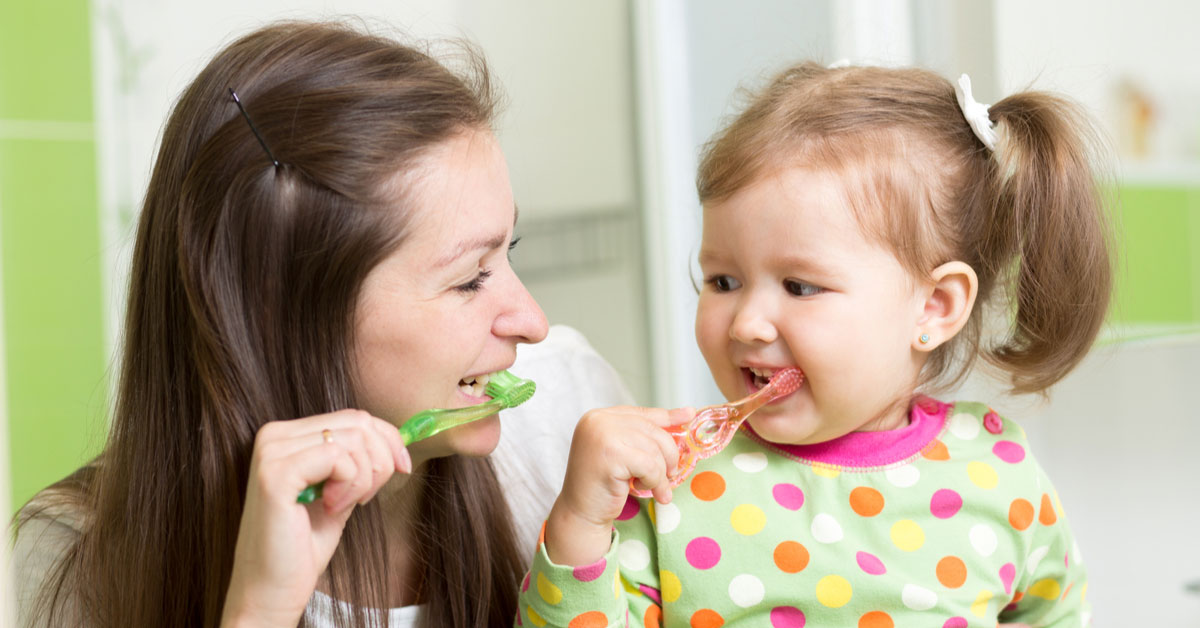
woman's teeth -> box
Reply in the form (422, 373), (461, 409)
(458, 372), (493, 398)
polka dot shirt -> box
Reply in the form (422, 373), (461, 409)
(516, 398), (1090, 627)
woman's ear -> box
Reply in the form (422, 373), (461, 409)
(914, 261), (978, 351)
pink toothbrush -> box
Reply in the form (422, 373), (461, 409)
(630, 368), (804, 498)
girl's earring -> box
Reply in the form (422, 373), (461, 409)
(919, 333), (931, 345)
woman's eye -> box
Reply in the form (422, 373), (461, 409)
(454, 268), (493, 294)
(784, 279), (822, 297)
(507, 235), (521, 262)
(706, 275), (741, 292)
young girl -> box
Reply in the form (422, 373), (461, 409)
(519, 63), (1109, 627)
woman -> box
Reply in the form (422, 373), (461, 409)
(12, 20), (575, 627)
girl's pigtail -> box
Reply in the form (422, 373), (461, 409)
(983, 92), (1115, 394)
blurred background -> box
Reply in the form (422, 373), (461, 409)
(3, 0), (1198, 624)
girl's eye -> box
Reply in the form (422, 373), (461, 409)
(784, 279), (822, 297)
(454, 268), (493, 294)
(706, 275), (741, 292)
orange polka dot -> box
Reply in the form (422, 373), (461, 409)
(568, 611), (608, 628)
(921, 439), (950, 461)
(858, 611), (894, 628)
(1009, 498), (1035, 530)
(773, 540), (810, 573)
(643, 604), (662, 628)
(1012, 591), (1025, 604)
(690, 608), (724, 628)
(1061, 583), (1073, 600)
(1038, 493), (1057, 525)
(691, 472), (726, 501)
(936, 556), (967, 588)
(849, 487), (885, 517)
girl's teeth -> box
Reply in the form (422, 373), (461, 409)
(749, 367), (776, 379)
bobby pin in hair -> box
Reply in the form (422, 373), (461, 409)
(228, 88), (280, 169)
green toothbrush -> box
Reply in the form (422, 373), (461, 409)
(296, 370), (536, 504)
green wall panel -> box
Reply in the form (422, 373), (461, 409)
(0, 1), (95, 122)
(0, 138), (107, 514)
(1, 0), (106, 515)
(1113, 185), (1196, 323)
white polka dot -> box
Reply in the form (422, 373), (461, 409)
(655, 501), (681, 534)
(811, 513), (843, 544)
(1073, 540), (1084, 565)
(619, 539), (650, 572)
(969, 524), (998, 557)
(947, 412), (981, 440)
(728, 573), (765, 607)
(1026, 545), (1049, 575)
(901, 583), (938, 611)
(885, 464), (920, 488)
(732, 451), (769, 473)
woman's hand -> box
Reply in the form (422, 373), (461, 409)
(220, 409), (411, 628)
(544, 406), (692, 567)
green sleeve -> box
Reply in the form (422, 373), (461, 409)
(515, 499), (663, 628)
(997, 472), (1091, 626)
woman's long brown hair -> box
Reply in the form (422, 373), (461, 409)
(17, 21), (524, 627)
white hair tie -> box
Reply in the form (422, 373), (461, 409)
(954, 74), (997, 151)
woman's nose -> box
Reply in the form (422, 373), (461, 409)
(494, 270), (548, 344)
(729, 295), (777, 345)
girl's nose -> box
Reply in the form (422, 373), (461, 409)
(493, 270), (548, 344)
(729, 296), (777, 345)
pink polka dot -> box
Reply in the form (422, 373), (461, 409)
(984, 411), (1003, 434)
(992, 440), (1026, 463)
(770, 606), (806, 627)
(773, 483), (805, 510)
(685, 536), (722, 570)
(930, 489), (963, 519)
(573, 559), (606, 582)
(999, 562), (1016, 595)
(617, 496), (641, 521)
(638, 584), (662, 605)
(521, 571), (530, 592)
(855, 551), (886, 575)
(943, 618), (967, 628)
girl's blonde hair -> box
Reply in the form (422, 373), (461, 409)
(698, 62), (1114, 395)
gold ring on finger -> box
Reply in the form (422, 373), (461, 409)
(321, 428), (334, 444)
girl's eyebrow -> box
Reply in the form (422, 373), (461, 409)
(431, 206), (519, 269)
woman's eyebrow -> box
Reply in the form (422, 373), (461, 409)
(431, 205), (519, 269)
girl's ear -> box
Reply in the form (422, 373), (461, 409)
(914, 261), (978, 351)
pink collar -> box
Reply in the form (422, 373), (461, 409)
(745, 397), (949, 469)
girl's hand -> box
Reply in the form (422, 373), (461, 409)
(544, 406), (692, 566)
(219, 409), (411, 628)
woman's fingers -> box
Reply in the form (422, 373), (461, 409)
(252, 409), (410, 508)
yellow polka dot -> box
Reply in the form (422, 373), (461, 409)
(730, 504), (767, 535)
(967, 461), (998, 489)
(661, 570), (682, 603)
(1028, 578), (1062, 600)
(1054, 490), (1065, 519)
(622, 578), (640, 595)
(648, 500), (657, 526)
(614, 570), (622, 599)
(528, 606), (547, 627)
(969, 590), (993, 617)
(812, 462), (841, 478)
(1081, 582), (1088, 603)
(816, 574), (853, 607)
(890, 519), (925, 552)
(537, 572), (562, 604)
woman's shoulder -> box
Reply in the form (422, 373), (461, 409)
(11, 487), (90, 626)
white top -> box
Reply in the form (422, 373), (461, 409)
(11, 325), (634, 627)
